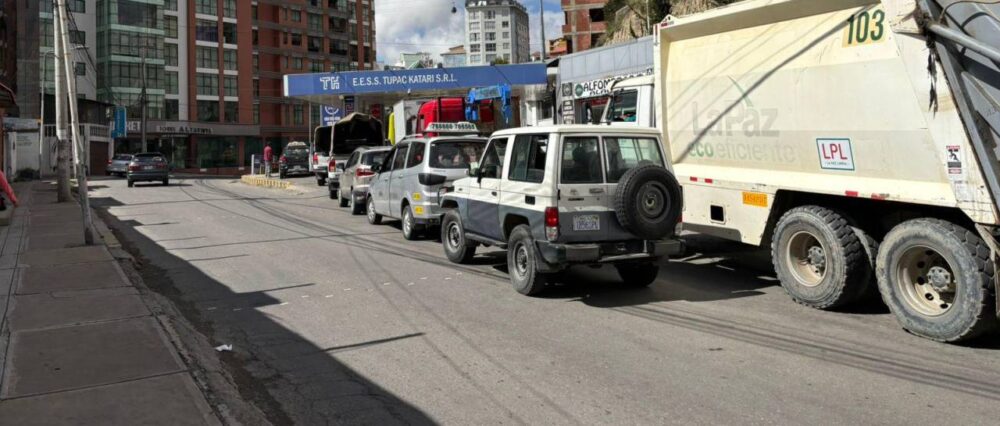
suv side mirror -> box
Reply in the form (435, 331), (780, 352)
(467, 162), (480, 178)
(371, 164), (381, 173)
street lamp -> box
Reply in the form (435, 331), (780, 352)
(39, 46), (88, 178)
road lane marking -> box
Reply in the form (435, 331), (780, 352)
(301, 295), (310, 298)
(324, 294), (334, 298)
(279, 302), (290, 306)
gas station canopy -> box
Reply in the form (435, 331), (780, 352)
(282, 63), (548, 105)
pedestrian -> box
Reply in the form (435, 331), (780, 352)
(0, 169), (18, 211)
(263, 144), (273, 178)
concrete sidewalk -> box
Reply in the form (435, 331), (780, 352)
(0, 182), (219, 425)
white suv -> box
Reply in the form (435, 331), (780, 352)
(439, 126), (683, 295)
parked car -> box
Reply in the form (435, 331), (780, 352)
(127, 153), (170, 187)
(334, 146), (391, 214)
(106, 154), (133, 177)
(324, 113), (387, 191)
(438, 126), (683, 295)
(279, 141), (310, 179)
(367, 135), (487, 240)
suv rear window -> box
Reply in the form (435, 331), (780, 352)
(113, 154), (133, 161)
(509, 135), (547, 183)
(561, 137), (602, 184)
(285, 146), (309, 159)
(605, 137), (664, 182)
(134, 154), (165, 163)
(362, 151), (388, 166)
(429, 141), (484, 169)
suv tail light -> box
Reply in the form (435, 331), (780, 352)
(313, 153), (319, 165)
(279, 155), (287, 164)
(128, 164), (139, 171)
(107, 159), (112, 165)
(544, 207), (559, 241)
(356, 166), (374, 177)
(328, 158), (336, 171)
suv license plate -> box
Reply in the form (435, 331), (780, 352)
(143, 165), (155, 170)
(573, 214), (600, 231)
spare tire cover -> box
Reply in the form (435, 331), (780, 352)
(613, 164), (682, 239)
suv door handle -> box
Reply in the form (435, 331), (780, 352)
(589, 188), (605, 194)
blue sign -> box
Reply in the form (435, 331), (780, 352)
(320, 105), (341, 126)
(111, 106), (127, 138)
(466, 84), (512, 124)
(283, 64), (548, 97)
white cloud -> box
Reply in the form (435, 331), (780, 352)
(374, 0), (565, 64)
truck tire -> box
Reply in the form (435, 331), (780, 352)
(441, 210), (476, 264)
(613, 164), (681, 240)
(317, 176), (326, 186)
(366, 195), (382, 225)
(508, 225), (548, 296)
(615, 262), (660, 287)
(876, 219), (999, 342)
(771, 206), (870, 310)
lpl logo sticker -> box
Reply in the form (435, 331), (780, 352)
(946, 145), (962, 175)
(816, 138), (855, 171)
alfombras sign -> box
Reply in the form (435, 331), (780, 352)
(284, 64), (547, 96)
(569, 69), (653, 100)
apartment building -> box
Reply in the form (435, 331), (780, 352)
(17, 0), (376, 175)
(464, 0), (530, 65)
(561, 0), (607, 53)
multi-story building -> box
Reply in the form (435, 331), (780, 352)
(561, 0), (607, 53)
(464, 0), (529, 65)
(16, 0), (376, 175)
(440, 45), (466, 68)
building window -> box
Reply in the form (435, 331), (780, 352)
(198, 101), (220, 122)
(223, 23), (238, 44)
(165, 0), (178, 12)
(589, 8), (605, 23)
(75, 62), (86, 76)
(485, 43), (496, 52)
(502, 31), (509, 39)
(118, 0), (157, 27)
(485, 21), (495, 30)
(309, 36), (322, 53)
(293, 105), (304, 125)
(502, 21), (509, 28)
(311, 61), (324, 72)
(290, 33), (302, 46)
(196, 0), (217, 15)
(253, 54), (259, 70)
(223, 0), (237, 17)
(196, 19), (218, 42)
(70, 30), (86, 45)
(165, 99), (179, 120)
(253, 79), (260, 97)
(470, 32), (479, 42)
(293, 57), (303, 69)
(166, 71), (179, 94)
(486, 32), (496, 41)
(68, 0), (85, 12)
(223, 49), (237, 70)
(165, 43), (178, 66)
(165, 16), (178, 38)
(469, 54), (481, 63)
(470, 44), (481, 53)
(224, 76), (238, 96)
(253, 104), (260, 124)
(197, 73), (218, 96)
(196, 47), (218, 69)
(485, 10), (495, 19)
(309, 13), (323, 31)
(225, 102), (239, 123)
(502, 42), (510, 51)
(290, 10), (301, 22)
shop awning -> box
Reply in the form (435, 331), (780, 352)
(283, 63), (548, 105)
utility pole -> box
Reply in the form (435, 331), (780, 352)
(53, 5), (71, 202)
(539, 0), (547, 60)
(56, 0), (96, 245)
(140, 46), (148, 153)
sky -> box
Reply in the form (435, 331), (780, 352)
(374, 0), (565, 65)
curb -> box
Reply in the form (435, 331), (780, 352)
(240, 175), (293, 190)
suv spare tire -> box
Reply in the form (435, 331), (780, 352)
(613, 164), (681, 240)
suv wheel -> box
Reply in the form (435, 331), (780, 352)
(366, 196), (382, 225)
(127, 179), (134, 188)
(350, 192), (365, 215)
(615, 262), (660, 287)
(402, 206), (420, 240)
(508, 225), (547, 296)
(442, 210), (476, 264)
(317, 176), (326, 186)
(338, 189), (350, 207)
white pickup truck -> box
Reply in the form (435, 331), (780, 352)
(614, 0), (1000, 342)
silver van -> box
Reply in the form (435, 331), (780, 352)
(367, 136), (487, 240)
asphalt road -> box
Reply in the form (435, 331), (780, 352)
(90, 176), (1000, 425)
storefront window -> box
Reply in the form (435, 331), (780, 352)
(197, 137), (240, 168)
(244, 137), (263, 167)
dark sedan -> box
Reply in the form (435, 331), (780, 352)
(127, 153), (170, 187)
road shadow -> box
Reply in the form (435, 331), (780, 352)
(92, 197), (436, 425)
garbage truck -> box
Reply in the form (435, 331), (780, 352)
(655, 0), (1000, 342)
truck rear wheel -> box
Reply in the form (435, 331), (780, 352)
(771, 206), (871, 310)
(508, 225), (547, 296)
(876, 219), (999, 342)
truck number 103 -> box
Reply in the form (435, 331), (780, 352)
(844, 9), (886, 47)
